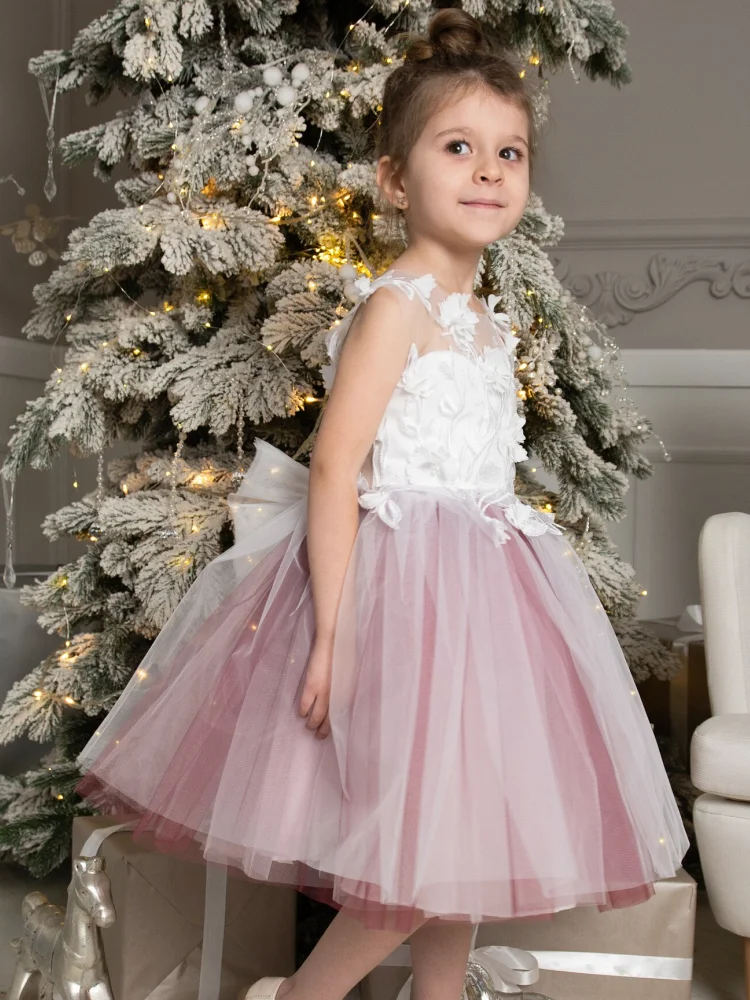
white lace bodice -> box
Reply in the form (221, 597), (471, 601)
(321, 269), (562, 544)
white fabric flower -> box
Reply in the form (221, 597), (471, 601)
(436, 293), (479, 350)
(503, 498), (564, 536)
(485, 293), (519, 353)
(410, 273), (438, 302)
(397, 342), (433, 397)
(357, 488), (403, 528)
(353, 274), (372, 297)
(478, 346), (513, 394)
(413, 439), (458, 481)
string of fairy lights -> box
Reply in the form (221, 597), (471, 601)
(8, 0), (661, 734)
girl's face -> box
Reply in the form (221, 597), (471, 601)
(378, 86), (530, 250)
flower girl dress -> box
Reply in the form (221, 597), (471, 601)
(75, 268), (689, 934)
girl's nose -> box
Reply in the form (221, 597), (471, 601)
(475, 159), (504, 183)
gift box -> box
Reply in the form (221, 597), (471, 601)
(71, 815), (297, 1000)
(360, 869), (696, 1000)
(640, 609), (709, 767)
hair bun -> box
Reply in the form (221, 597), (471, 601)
(405, 9), (489, 62)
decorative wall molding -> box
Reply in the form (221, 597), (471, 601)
(554, 216), (750, 250)
(551, 253), (750, 327)
(639, 445), (750, 464)
(618, 348), (750, 387)
(4, 335), (748, 391)
(617, 348), (750, 465)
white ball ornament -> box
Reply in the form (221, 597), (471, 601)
(262, 66), (283, 87)
(276, 85), (297, 107)
(248, 165), (260, 176)
(587, 344), (604, 361)
(343, 281), (359, 303)
(234, 91), (255, 115)
(166, 191), (177, 203)
(339, 264), (357, 280)
(291, 66), (309, 89)
(253, 86), (264, 96)
(194, 95), (210, 114)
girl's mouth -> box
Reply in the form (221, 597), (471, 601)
(460, 201), (505, 210)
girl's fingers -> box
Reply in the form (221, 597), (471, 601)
(304, 695), (327, 730)
(315, 710), (331, 739)
(299, 688), (330, 737)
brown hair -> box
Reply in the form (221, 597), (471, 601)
(375, 8), (538, 227)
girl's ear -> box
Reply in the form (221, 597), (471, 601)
(376, 155), (402, 210)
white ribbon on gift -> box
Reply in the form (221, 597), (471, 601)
(79, 821), (228, 1000)
(514, 949), (693, 980)
(80, 819), (139, 857)
(378, 936), (692, 999)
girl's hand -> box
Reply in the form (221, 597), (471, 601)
(298, 638), (333, 739)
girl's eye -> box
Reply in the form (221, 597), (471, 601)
(444, 140), (525, 162)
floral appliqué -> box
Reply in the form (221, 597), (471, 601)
(322, 274), (438, 392)
(355, 272), (437, 305)
(436, 293), (479, 353)
(485, 293), (520, 354)
(478, 346), (513, 395)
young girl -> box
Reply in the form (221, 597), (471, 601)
(75, 9), (689, 1000)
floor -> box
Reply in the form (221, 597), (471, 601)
(0, 863), (745, 1000)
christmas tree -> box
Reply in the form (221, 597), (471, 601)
(0, 0), (689, 878)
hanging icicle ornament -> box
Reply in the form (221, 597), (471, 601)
(2, 475), (16, 589)
(230, 377), (249, 489)
(88, 450), (106, 538)
(218, 5), (230, 71)
(37, 66), (60, 203)
(158, 427), (188, 538)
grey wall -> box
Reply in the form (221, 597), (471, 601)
(0, 2), (124, 342)
(533, 0), (749, 350)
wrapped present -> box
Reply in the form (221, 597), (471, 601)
(72, 815), (296, 1000)
(641, 607), (709, 766)
(360, 869), (696, 1000)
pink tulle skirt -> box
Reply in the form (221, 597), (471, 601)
(75, 451), (688, 933)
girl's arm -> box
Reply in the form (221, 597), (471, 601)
(306, 287), (425, 648)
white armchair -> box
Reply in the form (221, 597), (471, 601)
(691, 511), (750, 997)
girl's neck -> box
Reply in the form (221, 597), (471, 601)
(391, 245), (482, 296)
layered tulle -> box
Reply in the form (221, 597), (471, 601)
(75, 443), (688, 933)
